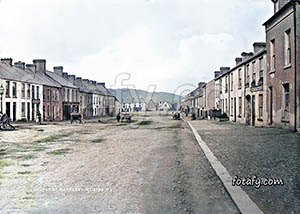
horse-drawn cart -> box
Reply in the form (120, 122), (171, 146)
(0, 113), (15, 131)
(70, 112), (82, 124)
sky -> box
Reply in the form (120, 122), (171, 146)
(0, 0), (274, 94)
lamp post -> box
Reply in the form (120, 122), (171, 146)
(0, 85), (4, 113)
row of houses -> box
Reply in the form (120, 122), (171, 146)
(0, 58), (118, 122)
(181, 0), (300, 132)
(121, 100), (171, 112)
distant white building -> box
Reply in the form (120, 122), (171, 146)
(122, 102), (146, 112)
(158, 101), (171, 111)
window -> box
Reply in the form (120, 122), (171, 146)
(5, 81), (10, 97)
(67, 89), (70, 102)
(246, 64), (250, 87)
(219, 79), (222, 94)
(36, 86), (40, 99)
(27, 84), (30, 99)
(270, 39), (276, 71)
(225, 98), (228, 113)
(225, 76), (228, 92)
(12, 82), (17, 98)
(238, 69), (242, 89)
(239, 97), (242, 117)
(231, 73), (233, 91)
(259, 94), (263, 119)
(21, 102), (25, 118)
(252, 62), (256, 87)
(32, 85), (35, 99)
(21, 83), (25, 98)
(231, 98), (233, 115)
(47, 89), (50, 101)
(259, 57), (264, 86)
(283, 83), (289, 119)
(284, 29), (291, 66)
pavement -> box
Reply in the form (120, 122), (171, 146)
(187, 118), (300, 214)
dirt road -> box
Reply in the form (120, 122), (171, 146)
(0, 113), (237, 214)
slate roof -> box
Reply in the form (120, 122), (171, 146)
(46, 71), (78, 89)
(0, 62), (61, 88)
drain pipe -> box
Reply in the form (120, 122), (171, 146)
(293, 1), (298, 132)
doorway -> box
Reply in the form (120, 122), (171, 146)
(269, 87), (273, 125)
(13, 102), (16, 122)
(252, 95), (256, 126)
(234, 98), (237, 122)
(6, 102), (10, 118)
(245, 95), (251, 125)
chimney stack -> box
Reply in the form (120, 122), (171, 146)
(54, 66), (63, 76)
(1, 58), (13, 66)
(272, 0), (290, 13)
(26, 64), (36, 73)
(83, 79), (90, 85)
(33, 59), (46, 73)
(235, 57), (243, 65)
(91, 81), (97, 85)
(253, 42), (266, 53)
(220, 67), (230, 74)
(97, 82), (105, 87)
(68, 75), (76, 83)
(62, 72), (69, 79)
(214, 71), (221, 78)
(14, 61), (25, 70)
(198, 82), (206, 88)
(75, 77), (83, 84)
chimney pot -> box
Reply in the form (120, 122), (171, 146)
(1, 58), (13, 66)
(26, 64), (36, 73)
(235, 57), (243, 65)
(214, 71), (221, 78)
(14, 61), (25, 70)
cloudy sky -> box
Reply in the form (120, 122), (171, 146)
(0, 0), (273, 94)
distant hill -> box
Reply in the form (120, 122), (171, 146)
(109, 88), (183, 104)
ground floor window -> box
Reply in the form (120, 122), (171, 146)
(259, 94), (263, 119)
(239, 97), (242, 117)
(21, 102), (25, 118)
(283, 83), (289, 120)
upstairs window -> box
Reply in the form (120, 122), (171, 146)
(32, 85), (35, 99)
(284, 29), (291, 66)
(270, 39), (276, 71)
(238, 69), (242, 89)
(245, 64), (250, 87)
(230, 73), (233, 91)
(36, 86), (40, 99)
(27, 84), (30, 99)
(21, 83), (25, 98)
(12, 82), (17, 98)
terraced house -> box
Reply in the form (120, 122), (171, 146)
(264, 0), (300, 131)
(0, 59), (44, 122)
(182, 0), (300, 132)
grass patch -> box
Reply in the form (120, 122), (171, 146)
(15, 154), (36, 161)
(36, 133), (70, 143)
(154, 123), (181, 130)
(47, 148), (71, 155)
(18, 171), (32, 175)
(91, 138), (105, 144)
(137, 120), (153, 126)
(0, 160), (11, 168)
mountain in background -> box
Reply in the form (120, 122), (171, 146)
(109, 88), (183, 104)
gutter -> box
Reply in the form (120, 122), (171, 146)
(293, 1), (298, 132)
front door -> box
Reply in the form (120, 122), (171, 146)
(27, 102), (30, 121)
(13, 102), (16, 122)
(245, 96), (251, 125)
(234, 98), (237, 122)
(6, 102), (10, 118)
(252, 95), (255, 126)
(269, 87), (273, 125)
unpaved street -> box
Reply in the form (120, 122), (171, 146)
(0, 113), (237, 214)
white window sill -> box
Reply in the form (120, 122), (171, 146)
(284, 64), (292, 70)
